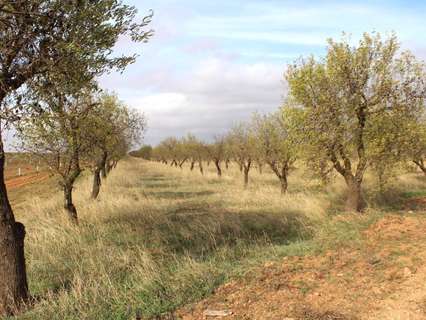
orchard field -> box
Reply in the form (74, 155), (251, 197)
(1, 1), (426, 319)
(5, 156), (426, 320)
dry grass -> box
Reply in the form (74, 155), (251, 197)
(6, 158), (426, 319)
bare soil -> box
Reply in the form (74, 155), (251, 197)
(5, 172), (50, 190)
(177, 214), (426, 320)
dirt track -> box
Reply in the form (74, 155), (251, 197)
(178, 215), (426, 320)
(5, 172), (50, 190)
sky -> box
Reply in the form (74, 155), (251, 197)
(99, 0), (426, 146)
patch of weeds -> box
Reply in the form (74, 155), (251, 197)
(297, 306), (359, 320)
(295, 280), (313, 295)
(401, 190), (426, 199)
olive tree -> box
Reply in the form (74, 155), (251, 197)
(287, 33), (426, 212)
(207, 136), (226, 177)
(253, 108), (302, 194)
(159, 137), (180, 167)
(17, 89), (99, 223)
(406, 111), (426, 175)
(85, 93), (146, 199)
(130, 145), (153, 160)
(0, 1), (153, 313)
(228, 122), (257, 187)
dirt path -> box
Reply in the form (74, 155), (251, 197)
(366, 263), (426, 320)
(177, 215), (426, 320)
(5, 172), (49, 190)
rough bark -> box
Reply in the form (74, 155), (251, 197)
(279, 175), (288, 194)
(413, 159), (426, 175)
(63, 183), (78, 223)
(243, 161), (251, 188)
(178, 158), (187, 169)
(105, 160), (113, 175)
(330, 143), (367, 213)
(91, 152), (107, 199)
(269, 161), (289, 194)
(199, 160), (204, 175)
(61, 130), (81, 223)
(0, 137), (28, 315)
(101, 162), (107, 178)
(344, 177), (365, 212)
(214, 159), (222, 177)
(91, 168), (101, 199)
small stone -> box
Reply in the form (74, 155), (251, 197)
(203, 309), (233, 317)
(368, 257), (381, 265)
(403, 267), (412, 277)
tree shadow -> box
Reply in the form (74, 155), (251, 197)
(149, 190), (215, 200)
(143, 182), (181, 189)
(101, 199), (312, 258)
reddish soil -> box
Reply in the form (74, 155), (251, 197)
(5, 172), (50, 190)
(177, 215), (426, 320)
(3, 162), (50, 191)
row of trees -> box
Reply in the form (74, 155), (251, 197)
(152, 33), (426, 214)
(0, 0), (152, 315)
(151, 110), (301, 194)
(16, 92), (145, 222)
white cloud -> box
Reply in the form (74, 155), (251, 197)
(191, 30), (329, 46)
(98, 0), (426, 147)
(127, 58), (285, 144)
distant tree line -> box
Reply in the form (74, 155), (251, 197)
(130, 145), (153, 160)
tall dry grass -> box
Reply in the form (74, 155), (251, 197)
(9, 158), (426, 319)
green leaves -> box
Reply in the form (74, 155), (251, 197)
(287, 32), (426, 184)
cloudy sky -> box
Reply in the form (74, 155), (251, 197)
(99, 0), (426, 146)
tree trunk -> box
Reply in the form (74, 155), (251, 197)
(279, 175), (288, 194)
(345, 177), (365, 212)
(0, 139), (28, 316)
(63, 183), (78, 223)
(101, 162), (107, 178)
(258, 163), (263, 174)
(92, 151), (107, 199)
(178, 159), (186, 169)
(91, 168), (101, 199)
(214, 160), (222, 177)
(199, 160), (204, 175)
(244, 168), (249, 187)
(106, 160), (113, 175)
(413, 160), (426, 176)
(225, 159), (229, 170)
(243, 162), (251, 188)
(239, 162), (243, 172)
(190, 161), (195, 171)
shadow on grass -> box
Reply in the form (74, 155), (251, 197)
(149, 190), (215, 200)
(102, 198), (312, 258)
(368, 186), (426, 211)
